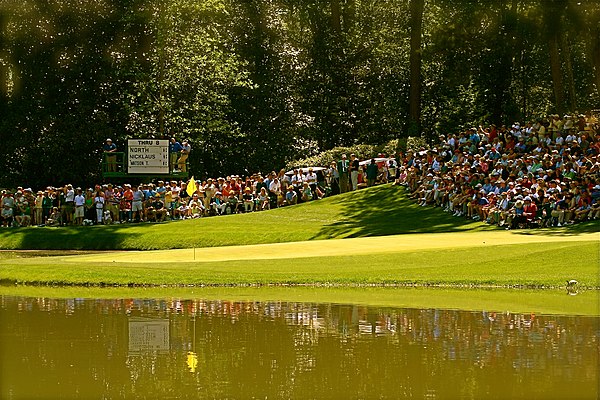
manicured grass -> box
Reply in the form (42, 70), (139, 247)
(0, 184), (597, 298)
(1, 239), (597, 288)
(0, 185), (490, 250)
(1, 285), (597, 316)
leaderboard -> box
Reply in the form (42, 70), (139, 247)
(127, 139), (169, 174)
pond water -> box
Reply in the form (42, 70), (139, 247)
(1, 295), (598, 399)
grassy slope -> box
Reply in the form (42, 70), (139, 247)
(0, 184), (597, 298)
(0, 185), (489, 250)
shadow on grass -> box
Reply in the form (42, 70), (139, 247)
(0, 224), (134, 250)
(312, 184), (491, 239)
(511, 220), (600, 237)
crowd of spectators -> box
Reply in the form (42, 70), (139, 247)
(398, 112), (600, 229)
(0, 166), (361, 226)
(1, 112), (598, 229)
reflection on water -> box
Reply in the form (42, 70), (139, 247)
(1, 296), (598, 399)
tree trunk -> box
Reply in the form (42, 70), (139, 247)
(562, 33), (576, 111)
(331, 0), (341, 34)
(343, 0), (355, 33)
(590, 23), (600, 98)
(548, 33), (565, 115)
(544, 0), (567, 115)
(408, 0), (424, 137)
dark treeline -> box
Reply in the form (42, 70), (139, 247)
(1, 0), (599, 187)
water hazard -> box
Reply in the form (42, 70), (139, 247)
(1, 295), (598, 399)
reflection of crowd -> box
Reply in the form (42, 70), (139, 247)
(398, 113), (599, 229)
(7, 296), (597, 374)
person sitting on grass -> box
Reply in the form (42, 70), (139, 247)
(522, 196), (538, 226)
(226, 191), (240, 214)
(211, 192), (228, 215)
(491, 192), (511, 226)
(257, 187), (270, 210)
(301, 182), (312, 202)
(1, 192), (14, 227)
(283, 185), (297, 206)
(242, 187), (255, 212)
(147, 194), (167, 222)
(46, 207), (61, 227)
(14, 191), (31, 227)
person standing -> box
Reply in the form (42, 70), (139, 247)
(178, 140), (191, 172)
(327, 161), (339, 195)
(305, 168), (318, 200)
(337, 154), (349, 193)
(93, 189), (105, 224)
(1, 191), (14, 227)
(366, 158), (379, 187)
(169, 137), (183, 172)
(132, 185), (144, 222)
(103, 138), (117, 172)
(74, 188), (86, 226)
(349, 154), (359, 191)
(64, 184), (75, 225)
(34, 191), (44, 226)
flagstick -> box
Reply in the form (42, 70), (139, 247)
(187, 176), (197, 262)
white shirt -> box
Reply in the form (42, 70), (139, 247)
(305, 173), (317, 184)
(269, 180), (281, 193)
(75, 194), (86, 207)
(94, 196), (105, 209)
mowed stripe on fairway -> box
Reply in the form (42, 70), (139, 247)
(58, 231), (599, 264)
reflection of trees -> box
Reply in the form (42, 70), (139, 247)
(0, 296), (598, 399)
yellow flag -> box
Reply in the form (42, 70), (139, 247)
(186, 176), (197, 197)
(187, 351), (198, 373)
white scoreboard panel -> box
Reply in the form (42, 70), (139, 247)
(127, 139), (169, 174)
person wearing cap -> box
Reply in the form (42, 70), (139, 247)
(365, 158), (378, 187)
(225, 191), (240, 214)
(211, 191), (228, 215)
(13, 191), (31, 227)
(188, 196), (204, 218)
(103, 138), (117, 172)
(202, 178), (216, 212)
(33, 191), (44, 225)
(73, 188), (86, 226)
(169, 137), (183, 172)
(131, 185), (144, 222)
(491, 191), (511, 226)
(93, 188), (105, 224)
(522, 196), (538, 226)
(337, 154), (350, 193)
(177, 140), (191, 172)
(506, 197), (525, 230)
(1, 191), (15, 227)
(147, 193), (167, 222)
(242, 187), (255, 212)
(283, 185), (297, 207)
(62, 184), (75, 225)
(348, 154), (359, 191)
(103, 183), (120, 223)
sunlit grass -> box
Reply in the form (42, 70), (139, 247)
(0, 241), (597, 289)
(0, 185), (486, 250)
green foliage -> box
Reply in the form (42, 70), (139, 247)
(0, 0), (598, 186)
(287, 140), (403, 168)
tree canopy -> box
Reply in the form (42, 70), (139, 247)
(1, 0), (598, 187)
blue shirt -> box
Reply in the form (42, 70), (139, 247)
(103, 143), (116, 152)
(170, 141), (183, 153)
